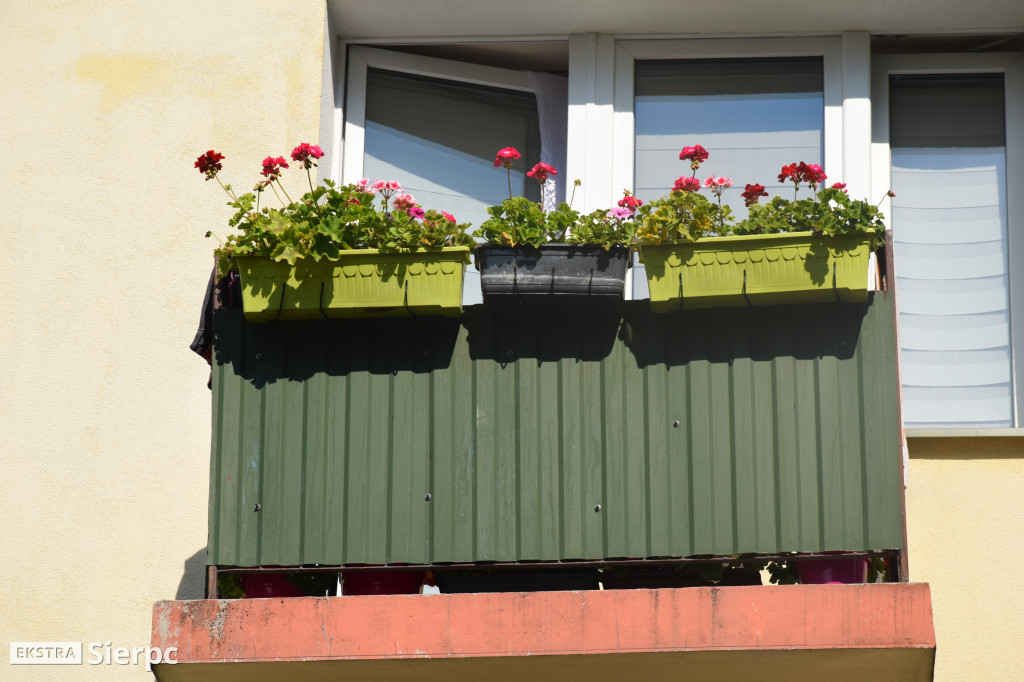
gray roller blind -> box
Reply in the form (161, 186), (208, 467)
(634, 58), (824, 212)
(364, 68), (541, 223)
(632, 57), (824, 299)
(890, 74), (1012, 428)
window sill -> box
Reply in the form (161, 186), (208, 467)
(906, 428), (1024, 439)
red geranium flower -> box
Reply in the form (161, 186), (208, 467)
(830, 182), (847, 192)
(673, 176), (701, 192)
(741, 183), (769, 207)
(290, 142), (325, 169)
(800, 162), (827, 186)
(679, 145), (709, 163)
(494, 147), (522, 168)
(195, 150), (225, 179)
(618, 193), (643, 210)
(778, 163), (798, 184)
(441, 211), (457, 223)
(260, 156), (289, 179)
(527, 162), (558, 183)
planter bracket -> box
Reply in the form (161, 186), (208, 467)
(403, 280), (417, 316)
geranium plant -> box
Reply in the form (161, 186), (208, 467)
(198, 145), (473, 275)
(633, 145), (732, 243)
(634, 145), (889, 243)
(474, 147), (636, 249)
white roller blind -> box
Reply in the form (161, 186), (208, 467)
(890, 74), (1012, 428)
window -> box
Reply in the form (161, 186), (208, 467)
(633, 57), (824, 214)
(874, 53), (1024, 430)
(362, 68), (542, 227)
(343, 45), (568, 302)
(614, 38), (843, 299)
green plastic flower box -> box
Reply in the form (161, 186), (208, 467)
(236, 247), (470, 322)
(637, 231), (875, 311)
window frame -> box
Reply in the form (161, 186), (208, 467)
(610, 37), (847, 202)
(872, 52), (1024, 431)
(340, 45), (537, 185)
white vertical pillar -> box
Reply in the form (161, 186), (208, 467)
(567, 33), (617, 212)
(842, 31), (872, 198)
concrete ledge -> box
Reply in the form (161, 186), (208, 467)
(152, 583), (935, 681)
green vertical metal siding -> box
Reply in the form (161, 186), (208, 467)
(208, 295), (904, 567)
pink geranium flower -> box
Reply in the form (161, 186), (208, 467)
(392, 193), (417, 211)
(610, 206), (634, 220)
(441, 211), (456, 223)
(704, 176), (733, 190)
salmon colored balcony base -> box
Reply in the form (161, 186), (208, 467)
(152, 584), (935, 681)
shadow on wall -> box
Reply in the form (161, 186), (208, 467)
(175, 547), (208, 600)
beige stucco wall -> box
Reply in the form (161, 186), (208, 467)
(0, 1), (326, 678)
(906, 437), (1024, 681)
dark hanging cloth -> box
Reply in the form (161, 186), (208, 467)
(190, 264), (239, 388)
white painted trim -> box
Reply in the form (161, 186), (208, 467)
(823, 39), (844, 183)
(840, 32), (871, 198)
(869, 59), (892, 229)
(341, 45), (537, 184)
(611, 43), (635, 207)
(590, 34), (617, 212)
(342, 46), (368, 183)
(328, 36), (346, 183)
(874, 51), (1024, 429)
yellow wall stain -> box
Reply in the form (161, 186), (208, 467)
(75, 54), (246, 114)
(76, 55), (177, 112)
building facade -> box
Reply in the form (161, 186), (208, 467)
(3, 1), (1023, 680)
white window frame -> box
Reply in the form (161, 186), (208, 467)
(338, 45), (538, 185)
(872, 52), (1024, 432)
(608, 36), (853, 203)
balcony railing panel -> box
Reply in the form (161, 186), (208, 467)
(208, 294), (903, 567)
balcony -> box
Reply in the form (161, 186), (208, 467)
(153, 262), (934, 679)
(152, 583), (935, 680)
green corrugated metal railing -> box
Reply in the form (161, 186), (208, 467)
(208, 295), (903, 567)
